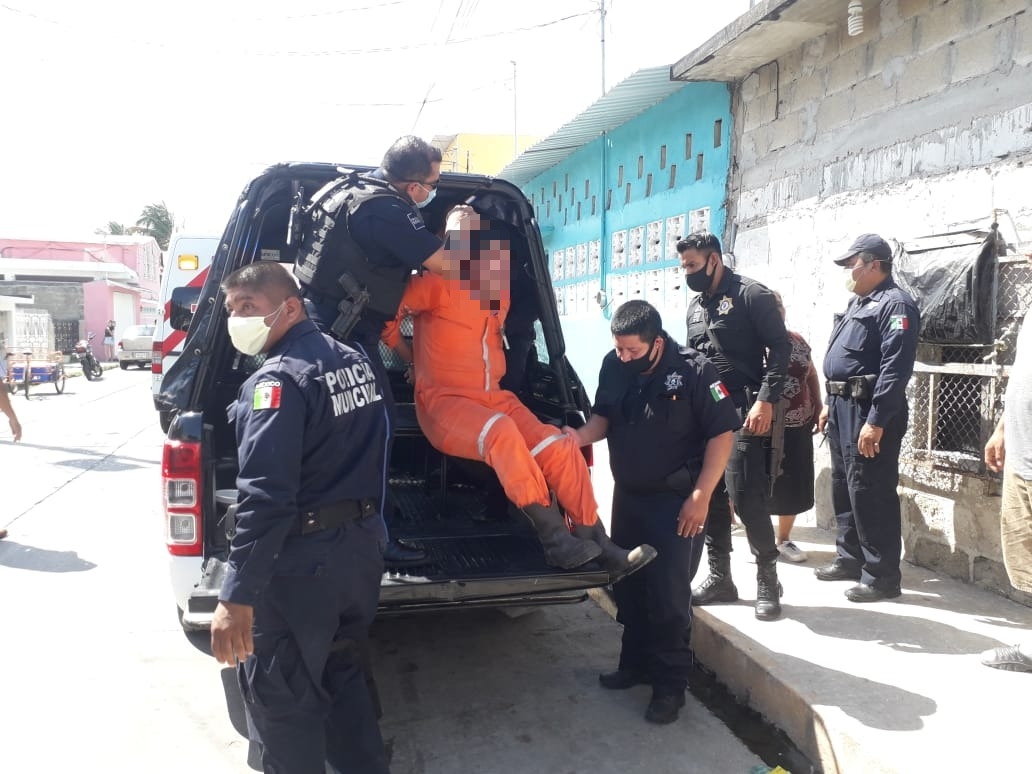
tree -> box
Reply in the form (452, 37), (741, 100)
(135, 202), (176, 250)
(95, 221), (131, 236)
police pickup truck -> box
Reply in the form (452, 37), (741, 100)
(157, 162), (610, 630)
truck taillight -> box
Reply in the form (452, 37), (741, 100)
(152, 342), (163, 374)
(163, 439), (202, 556)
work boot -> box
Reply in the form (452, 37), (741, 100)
(691, 551), (738, 605)
(521, 497), (602, 570)
(755, 560), (783, 620)
(573, 521), (657, 583)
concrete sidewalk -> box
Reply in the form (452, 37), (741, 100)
(679, 525), (1030, 773)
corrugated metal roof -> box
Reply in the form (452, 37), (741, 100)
(498, 66), (685, 188)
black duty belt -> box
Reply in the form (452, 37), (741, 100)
(297, 499), (378, 536)
(825, 375), (877, 401)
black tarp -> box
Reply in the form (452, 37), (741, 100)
(892, 229), (1000, 345)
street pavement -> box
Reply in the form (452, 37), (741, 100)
(0, 368), (764, 774)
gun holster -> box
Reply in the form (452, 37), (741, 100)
(846, 374), (877, 401)
(329, 272), (369, 341)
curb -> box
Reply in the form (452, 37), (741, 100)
(586, 585), (826, 772)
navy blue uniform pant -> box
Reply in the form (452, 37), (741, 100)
(704, 416), (779, 564)
(827, 395), (906, 589)
(611, 487), (706, 693)
(237, 517), (389, 774)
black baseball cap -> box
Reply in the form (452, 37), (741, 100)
(834, 233), (892, 266)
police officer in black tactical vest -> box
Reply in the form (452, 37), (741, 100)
(680, 232), (792, 620)
(293, 135), (475, 566)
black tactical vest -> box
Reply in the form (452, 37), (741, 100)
(293, 171), (416, 319)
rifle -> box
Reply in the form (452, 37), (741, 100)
(766, 397), (789, 497)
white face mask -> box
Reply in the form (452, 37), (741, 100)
(415, 185), (437, 209)
(227, 303), (284, 356)
(845, 261), (867, 293)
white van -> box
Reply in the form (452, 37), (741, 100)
(153, 234), (221, 433)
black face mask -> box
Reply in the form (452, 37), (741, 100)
(622, 338), (657, 375)
(685, 255), (716, 293)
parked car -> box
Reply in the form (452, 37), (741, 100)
(117, 324), (156, 370)
(157, 162), (607, 631)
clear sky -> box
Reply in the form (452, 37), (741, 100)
(0, 0), (749, 240)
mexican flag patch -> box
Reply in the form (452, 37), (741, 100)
(889, 314), (909, 331)
(253, 380), (282, 411)
(709, 381), (730, 402)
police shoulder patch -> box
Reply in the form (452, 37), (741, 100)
(407, 211), (426, 231)
(665, 371), (684, 392)
(709, 381), (730, 402)
(889, 314), (909, 331)
(253, 380), (282, 410)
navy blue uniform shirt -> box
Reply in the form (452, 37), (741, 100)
(593, 335), (742, 491)
(824, 276), (920, 427)
(221, 319), (389, 606)
(685, 268), (791, 404)
(351, 171), (442, 275)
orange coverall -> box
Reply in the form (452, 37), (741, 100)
(382, 271), (599, 527)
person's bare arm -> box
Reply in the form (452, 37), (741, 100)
(0, 383), (21, 442)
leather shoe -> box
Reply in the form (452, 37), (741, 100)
(383, 539), (428, 567)
(645, 690), (686, 725)
(598, 669), (648, 690)
(844, 582), (901, 602)
(814, 559), (861, 581)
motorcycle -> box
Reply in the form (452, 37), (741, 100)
(74, 332), (104, 380)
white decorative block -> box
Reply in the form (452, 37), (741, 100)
(666, 214), (686, 260)
(628, 226), (645, 266)
(646, 269), (664, 305)
(565, 246), (576, 279)
(689, 206), (711, 234)
(576, 243), (588, 277)
(628, 271), (645, 299)
(665, 266), (687, 311)
(646, 220), (663, 263)
(611, 230), (627, 270)
(588, 239), (601, 276)
(552, 250), (564, 281)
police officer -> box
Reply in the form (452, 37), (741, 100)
(211, 261), (390, 774)
(680, 232), (792, 620)
(294, 134), (474, 566)
(565, 300), (739, 724)
(816, 234), (919, 602)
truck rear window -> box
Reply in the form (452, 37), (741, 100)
(170, 287), (202, 332)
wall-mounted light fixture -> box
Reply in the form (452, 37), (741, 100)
(847, 0), (864, 36)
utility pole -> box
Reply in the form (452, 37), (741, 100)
(511, 60), (518, 161)
(599, 0), (606, 95)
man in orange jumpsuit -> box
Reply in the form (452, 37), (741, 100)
(383, 223), (656, 576)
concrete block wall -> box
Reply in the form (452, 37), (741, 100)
(723, 0), (1032, 591)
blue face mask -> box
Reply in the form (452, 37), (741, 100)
(415, 185), (437, 209)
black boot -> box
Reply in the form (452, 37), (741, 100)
(573, 521), (657, 582)
(383, 539), (428, 567)
(521, 497), (602, 570)
(755, 559), (783, 620)
(691, 551), (738, 605)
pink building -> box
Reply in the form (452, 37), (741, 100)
(0, 236), (162, 353)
